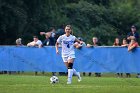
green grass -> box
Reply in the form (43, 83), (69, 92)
(0, 75), (140, 93)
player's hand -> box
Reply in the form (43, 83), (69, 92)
(74, 43), (82, 49)
(56, 50), (59, 54)
(79, 41), (83, 44)
(87, 44), (92, 47)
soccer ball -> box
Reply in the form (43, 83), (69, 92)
(50, 76), (59, 84)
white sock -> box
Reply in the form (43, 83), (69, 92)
(73, 68), (80, 78)
(68, 69), (73, 82)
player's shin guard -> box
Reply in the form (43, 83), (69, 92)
(68, 63), (73, 69)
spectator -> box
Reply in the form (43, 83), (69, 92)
(87, 37), (101, 47)
(27, 36), (42, 48)
(41, 31), (57, 76)
(16, 38), (23, 46)
(87, 37), (101, 77)
(127, 25), (139, 43)
(75, 37), (87, 76)
(121, 38), (131, 77)
(40, 26), (65, 43)
(113, 38), (121, 46)
(42, 33), (55, 46)
(77, 37), (86, 46)
(15, 38), (24, 74)
(27, 36), (42, 75)
(127, 38), (140, 78)
(74, 37), (86, 48)
(40, 27), (56, 44)
(121, 38), (128, 47)
(128, 38), (139, 51)
(74, 37), (86, 76)
(73, 37), (85, 76)
(113, 38), (122, 77)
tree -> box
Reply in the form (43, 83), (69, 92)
(0, 0), (140, 45)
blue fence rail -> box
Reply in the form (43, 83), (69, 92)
(0, 46), (140, 73)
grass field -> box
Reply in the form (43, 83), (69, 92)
(0, 75), (140, 93)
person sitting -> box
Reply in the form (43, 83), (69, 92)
(127, 38), (140, 78)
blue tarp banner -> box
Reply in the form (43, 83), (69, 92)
(0, 46), (140, 73)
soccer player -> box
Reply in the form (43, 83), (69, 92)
(55, 25), (82, 84)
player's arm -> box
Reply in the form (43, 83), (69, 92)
(74, 38), (82, 49)
(86, 44), (93, 47)
(75, 38), (82, 44)
(55, 36), (62, 54)
(55, 42), (59, 54)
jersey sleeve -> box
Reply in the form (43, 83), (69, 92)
(57, 36), (62, 43)
(73, 36), (76, 41)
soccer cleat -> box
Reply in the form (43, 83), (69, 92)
(67, 81), (71, 84)
(76, 72), (81, 82)
(78, 77), (82, 82)
(67, 78), (72, 84)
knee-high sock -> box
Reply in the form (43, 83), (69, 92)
(68, 69), (73, 82)
(73, 68), (80, 78)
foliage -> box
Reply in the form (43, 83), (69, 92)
(0, 0), (140, 45)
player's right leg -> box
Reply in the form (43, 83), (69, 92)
(64, 62), (81, 82)
(68, 55), (81, 82)
(67, 58), (75, 84)
(63, 57), (73, 84)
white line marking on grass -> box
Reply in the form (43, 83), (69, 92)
(0, 84), (140, 89)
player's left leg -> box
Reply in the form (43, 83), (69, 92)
(73, 68), (81, 82)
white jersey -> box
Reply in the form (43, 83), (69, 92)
(57, 34), (76, 57)
(34, 40), (42, 46)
